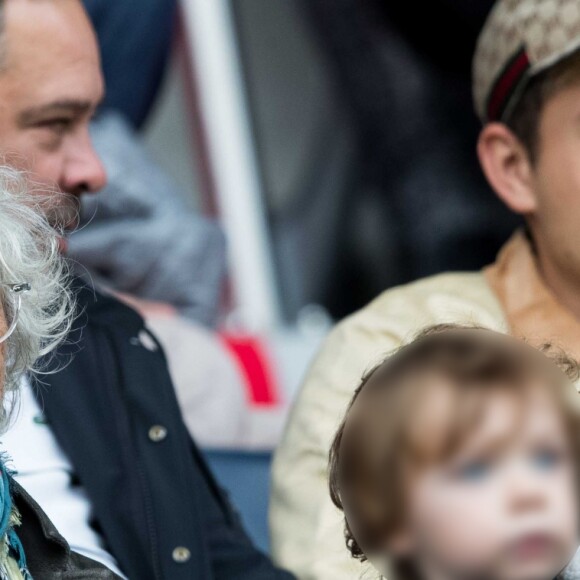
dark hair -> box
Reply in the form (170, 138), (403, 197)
(504, 49), (580, 164)
(329, 324), (580, 579)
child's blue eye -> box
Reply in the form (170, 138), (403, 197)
(532, 450), (561, 471)
(456, 461), (489, 481)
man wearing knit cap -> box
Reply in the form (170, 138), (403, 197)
(271, 0), (580, 577)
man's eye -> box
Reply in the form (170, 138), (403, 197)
(455, 460), (490, 482)
(38, 119), (73, 134)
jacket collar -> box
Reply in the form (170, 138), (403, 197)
(485, 229), (580, 359)
(11, 479), (120, 578)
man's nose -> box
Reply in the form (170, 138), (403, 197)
(61, 130), (107, 195)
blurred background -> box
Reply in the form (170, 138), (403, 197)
(75, 0), (522, 553)
(143, 0), (520, 323)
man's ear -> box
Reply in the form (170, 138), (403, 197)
(477, 122), (537, 215)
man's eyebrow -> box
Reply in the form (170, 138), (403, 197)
(17, 100), (95, 126)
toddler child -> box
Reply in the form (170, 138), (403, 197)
(329, 325), (580, 580)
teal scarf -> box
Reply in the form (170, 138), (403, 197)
(0, 461), (30, 580)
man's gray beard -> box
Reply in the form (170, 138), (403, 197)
(43, 193), (81, 232)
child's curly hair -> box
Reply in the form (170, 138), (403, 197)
(328, 324), (580, 579)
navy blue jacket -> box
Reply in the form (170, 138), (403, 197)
(36, 279), (294, 580)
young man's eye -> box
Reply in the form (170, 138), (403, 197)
(455, 460), (490, 482)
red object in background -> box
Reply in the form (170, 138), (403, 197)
(221, 335), (281, 407)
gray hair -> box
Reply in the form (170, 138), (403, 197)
(0, 166), (74, 430)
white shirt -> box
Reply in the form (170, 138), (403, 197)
(1, 378), (126, 578)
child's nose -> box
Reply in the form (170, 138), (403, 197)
(505, 467), (546, 512)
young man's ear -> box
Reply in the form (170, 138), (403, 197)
(477, 122), (537, 215)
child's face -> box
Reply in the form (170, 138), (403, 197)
(394, 386), (579, 580)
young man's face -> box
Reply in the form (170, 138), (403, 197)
(526, 81), (580, 285)
(397, 387), (578, 580)
(0, 0), (106, 232)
